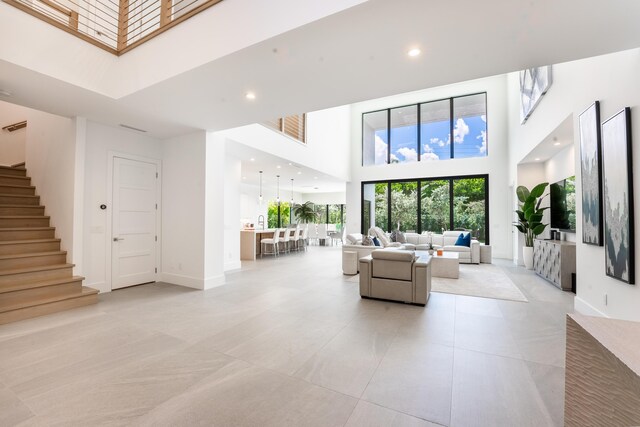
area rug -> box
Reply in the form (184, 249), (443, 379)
(347, 264), (528, 302)
(432, 264), (528, 302)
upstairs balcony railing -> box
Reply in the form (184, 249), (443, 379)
(263, 114), (307, 144)
(3, 0), (223, 55)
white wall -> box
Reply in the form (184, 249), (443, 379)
(81, 121), (162, 292)
(203, 132), (225, 288)
(346, 75), (512, 259)
(161, 132), (206, 289)
(221, 105), (352, 182)
(25, 109), (76, 265)
(240, 183), (269, 227)
(506, 48), (640, 321)
(0, 100), (28, 166)
(224, 153), (242, 271)
(302, 192), (346, 205)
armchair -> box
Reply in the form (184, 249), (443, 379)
(359, 249), (431, 306)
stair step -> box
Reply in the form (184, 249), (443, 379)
(0, 276), (85, 311)
(0, 287), (99, 325)
(0, 205), (45, 216)
(0, 216), (50, 228)
(0, 175), (31, 187)
(0, 227), (55, 241)
(0, 165), (27, 177)
(0, 251), (67, 270)
(0, 263), (74, 287)
(0, 275), (83, 294)
(0, 185), (35, 195)
(0, 194), (40, 205)
(0, 238), (61, 255)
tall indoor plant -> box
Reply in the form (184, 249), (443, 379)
(514, 182), (549, 269)
(292, 201), (317, 223)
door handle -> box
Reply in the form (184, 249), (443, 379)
(113, 237), (125, 242)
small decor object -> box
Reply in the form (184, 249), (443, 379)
(601, 108), (634, 284)
(436, 249), (443, 256)
(396, 231), (406, 244)
(519, 66), (552, 123)
(372, 237), (381, 247)
(514, 183), (549, 270)
(579, 101), (603, 246)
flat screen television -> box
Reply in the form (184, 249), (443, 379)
(550, 176), (576, 232)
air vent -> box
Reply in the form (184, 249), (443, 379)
(119, 124), (147, 133)
(2, 121), (27, 132)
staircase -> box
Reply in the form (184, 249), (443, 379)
(0, 164), (98, 325)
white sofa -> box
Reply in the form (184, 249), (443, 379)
(403, 231), (480, 264)
(342, 230), (480, 275)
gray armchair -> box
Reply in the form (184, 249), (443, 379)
(359, 249), (431, 306)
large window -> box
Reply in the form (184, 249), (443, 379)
(363, 93), (487, 165)
(361, 175), (489, 243)
(267, 201), (292, 228)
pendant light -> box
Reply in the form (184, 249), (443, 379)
(276, 175), (280, 205)
(290, 178), (294, 205)
(259, 171), (263, 204)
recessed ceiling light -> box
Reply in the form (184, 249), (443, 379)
(250, 158), (255, 162)
(276, 165), (281, 169)
(553, 142), (561, 146)
(0, 89), (12, 97)
(297, 171), (302, 175)
(314, 176), (318, 180)
(535, 158), (541, 161)
(407, 48), (421, 57)
(288, 162), (292, 166)
(245, 92), (256, 100)
(242, 176), (247, 180)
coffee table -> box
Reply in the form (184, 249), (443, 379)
(421, 251), (459, 279)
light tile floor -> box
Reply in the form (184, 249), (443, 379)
(0, 246), (574, 426)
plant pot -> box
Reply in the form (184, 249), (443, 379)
(522, 246), (534, 270)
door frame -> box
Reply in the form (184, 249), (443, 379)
(106, 151), (162, 291)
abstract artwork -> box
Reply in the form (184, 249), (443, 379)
(602, 107), (634, 284)
(519, 66), (552, 123)
(579, 101), (603, 245)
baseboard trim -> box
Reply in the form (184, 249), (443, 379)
(574, 297), (608, 318)
(203, 274), (225, 290)
(160, 272), (205, 290)
(224, 261), (242, 272)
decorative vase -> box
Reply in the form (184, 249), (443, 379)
(523, 246), (534, 270)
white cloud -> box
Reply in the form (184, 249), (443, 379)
(397, 147), (418, 162)
(430, 137), (448, 147)
(481, 115), (486, 122)
(453, 118), (469, 143)
(477, 130), (487, 154)
(375, 135), (387, 163)
(422, 144), (440, 161)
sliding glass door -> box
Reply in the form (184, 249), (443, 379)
(362, 175), (489, 243)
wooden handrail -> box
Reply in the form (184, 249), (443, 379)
(2, 0), (224, 55)
(2, 121), (27, 132)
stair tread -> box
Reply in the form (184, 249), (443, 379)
(0, 286), (98, 313)
(0, 250), (66, 260)
(0, 194), (38, 197)
(0, 184), (35, 189)
(0, 238), (60, 245)
(0, 174), (30, 180)
(0, 227), (54, 232)
(0, 263), (74, 276)
(0, 275), (84, 294)
(0, 165), (25, 170)
(0, 215), (49, 219)
(0, 205), (43, 208)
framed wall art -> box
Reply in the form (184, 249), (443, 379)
(519, 66), (552, 123)
(601, 107), (634, 284)
(579, 101), (603, 245)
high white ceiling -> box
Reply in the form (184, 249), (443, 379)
(1, 0), (640, 139)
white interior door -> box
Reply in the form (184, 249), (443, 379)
(112, 157), (158, 290)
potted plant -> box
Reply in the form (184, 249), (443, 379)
(292, 201), (317, 223)
(514, 182), (549, 270)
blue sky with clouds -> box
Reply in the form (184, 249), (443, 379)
(374, 115), (487, 163)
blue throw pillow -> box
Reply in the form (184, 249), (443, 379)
(372, 237), (381, 246)
(454, 233), (471, 247)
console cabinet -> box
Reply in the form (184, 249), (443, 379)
(533, 239), (576, 291)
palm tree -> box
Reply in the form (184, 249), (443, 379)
(292, 201), (317, 223)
